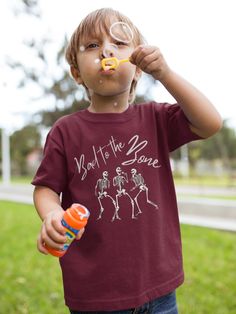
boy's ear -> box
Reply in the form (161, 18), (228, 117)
(70, 66), (84, 84)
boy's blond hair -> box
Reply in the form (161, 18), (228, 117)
(65, 8), (146, 104)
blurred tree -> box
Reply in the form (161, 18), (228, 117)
(0, 131), (1, 164)
(35, 73), (156, 127)
(5, 0), (156, 174)
(11, 0), (41, 17)
(6, 0), (86, 124)
(6, 0), (156, 127)
(10, 124), (41, 175)
(6, 0), (236, 178)
(200, 121), (236, 160)
(188, 120), (236, 162)
(171, 120), (236, 173)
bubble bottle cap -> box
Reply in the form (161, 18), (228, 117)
(64, 203), (90, 230)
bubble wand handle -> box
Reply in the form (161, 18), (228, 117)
(118, 58), (130, 65)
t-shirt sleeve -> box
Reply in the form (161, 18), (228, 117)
(31, 125), (67, 194)
(157, 102), (202, 152)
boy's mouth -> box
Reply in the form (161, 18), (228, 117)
(100, 68), (116, 75)
(101, 58), (118, 71)
(101, 57), (130, 71)
(102, 64), (116, 71)
(103, 66), (115, 71)
(100, 62), (116, 74)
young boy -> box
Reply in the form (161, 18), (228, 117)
(32, 8), (222, 314)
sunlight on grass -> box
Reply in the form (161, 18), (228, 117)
(0, 201), (65, 314)
(174, 175), (236, 188)
(178, 225), (236, 313)
(0, 201), (235, 313)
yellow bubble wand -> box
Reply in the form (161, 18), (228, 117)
(101, 57), (130, 71)
(101, 21), (134, 71)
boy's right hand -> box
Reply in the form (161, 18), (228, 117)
(130, 45), (171, 82)
(37, 209), (66, 255)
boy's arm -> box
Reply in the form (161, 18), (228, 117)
(131, 46), (222, 138)
(33, 186), (63, 221)
(33, 186), (66, 254)
(159, 70), (222, 138)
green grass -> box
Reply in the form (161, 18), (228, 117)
(174, 175), (236, 188)
(178, 226), (236, 313)
(0, 201), (236, 313)
(11, 176), (33, 185)
(0, 201), (65, 314)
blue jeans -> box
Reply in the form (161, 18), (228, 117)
(69, 290), (178, 314)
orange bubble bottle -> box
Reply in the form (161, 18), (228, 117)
(46, 203), (90, 257)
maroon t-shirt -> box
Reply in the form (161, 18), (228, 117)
(32, 102), (201, 311)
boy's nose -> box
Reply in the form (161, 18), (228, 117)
(101, 43), (117, 59)
(101, 50), (114, 59)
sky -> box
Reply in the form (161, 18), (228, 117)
(1, 0), (236, 132)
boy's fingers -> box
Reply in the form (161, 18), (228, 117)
(50, 211), (66, 234)
(75, 228), (85, 240)
(44, 219), (66, 243)
(38, 210), (86, 255)
(41, 224), (65, 250)
(131, 45), (160, 68)
(130, 47), (143, 64)
(37, 233), (49, 255)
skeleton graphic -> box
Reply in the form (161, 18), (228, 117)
(130, 168), (158, 214)
(113, 167), (136, 219)
(95, 171), (120, 221)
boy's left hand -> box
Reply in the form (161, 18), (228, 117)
(76, 227), (85, 240)
(130, 45), (170, 81)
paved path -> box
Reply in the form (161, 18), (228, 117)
(176, 185), (236, 197)
(0, 184), (33, 204)
(0, 184), (236, 231)
(176, 185), (236, 231)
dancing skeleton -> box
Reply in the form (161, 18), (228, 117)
(113, 167), (136, 219)
(95, 171), (120, 221)
(130, 168), (158, 214)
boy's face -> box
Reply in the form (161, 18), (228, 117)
(72, 20), (140, 100)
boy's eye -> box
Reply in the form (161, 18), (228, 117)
(86, 43), (99, 49)
(115, 41), (127, 46)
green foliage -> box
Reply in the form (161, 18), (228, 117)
(171, 121), (236, 171)
(0, 201), (235, 313)
(0, 129), (2, 163)
(39, 98), (90, 127)
(189, 120), (236, 161)
(10, 125), (41, 175)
